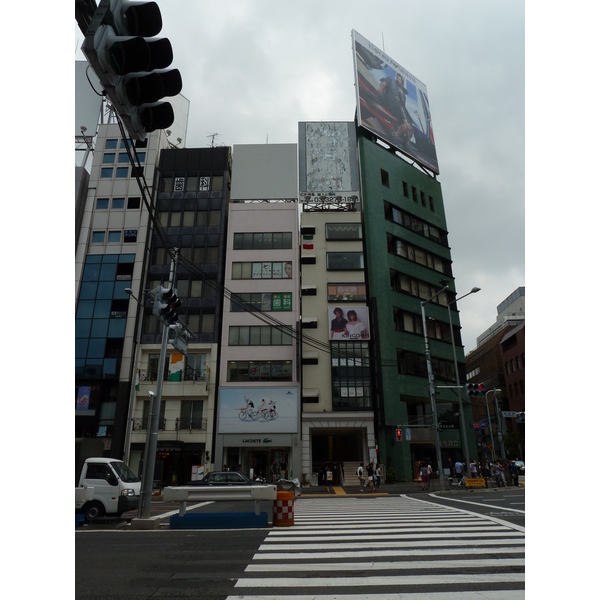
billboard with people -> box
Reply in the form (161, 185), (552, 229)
(352, 30), (439, 175)
(329, 306), (371, 341)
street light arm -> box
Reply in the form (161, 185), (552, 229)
(421, 284), (449, 307)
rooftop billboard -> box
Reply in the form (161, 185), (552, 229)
(352, 30), (439, 175)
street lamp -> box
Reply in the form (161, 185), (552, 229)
(447, 287), (480, 476)
(485, 388), (502, 461)
(421, 283), (449, 489)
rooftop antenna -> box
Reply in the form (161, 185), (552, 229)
(207, 133), (219, 148)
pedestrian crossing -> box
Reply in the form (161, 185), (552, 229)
(226, 495), (525, 599)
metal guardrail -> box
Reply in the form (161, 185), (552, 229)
(163, 484), (278, 516)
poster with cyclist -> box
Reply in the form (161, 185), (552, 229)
(218, 387), (298, 433)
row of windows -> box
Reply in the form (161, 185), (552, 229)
(160, 174), (224, 194)
(153, 246), (219, 265)
(228, 326), (294, 346)
(326, 284), (367, 303)
(384, 201), (448, 246)
(144, 313), (215, 336)
(232, 261), (293, 279)
(100, 166), (143, 179)
(397, 350), (456, 382)
(147, 278), (216, 299)
(380, 169), (436, 213)
(325, 223), (362, 240)
(233, 232), (293, 250)
(97, 197), (141, 210)
(506, 354), (525, 374)
(386, 233), (452, 277)
(230, 292), (293, 312)
(325, 252), (364, 270)
(147, 353), (206, 380)
(103, 152), (145, 164)
(393, 307), (458, 344)
(331, 342), (371, 410)
(104, 138), (141, 150)
(139, 400), (205, 431)
(158, 209), (222, 228)
(227, 360), (293, 382)
(466, 366), (480, 381)
(92, 230), (138, 244)
(390, 268), (450, 306)
(509, 380), (525, 397)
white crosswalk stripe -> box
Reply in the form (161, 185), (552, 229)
(226, 496), (525, 599)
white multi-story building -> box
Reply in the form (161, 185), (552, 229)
(214, 144), (301, 482)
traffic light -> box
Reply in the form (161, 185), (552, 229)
(153, 286), (181, 325)
(466, 383), (485, 397)
(81, 0), (182, 140)
(396, 428), (402, 441)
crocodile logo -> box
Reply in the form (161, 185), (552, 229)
(263, 438), (272, 444)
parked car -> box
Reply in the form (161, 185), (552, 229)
(514, 460), (525, 475)
(187, 471), (259, 486)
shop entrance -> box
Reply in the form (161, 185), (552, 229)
(241, 448), (289, 483)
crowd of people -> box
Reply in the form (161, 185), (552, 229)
(448, 458), (522, 487)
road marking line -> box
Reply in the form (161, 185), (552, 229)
(234, 573), (525, 587)
(226, 593), (525, 600)
(245, 558), (525, 571)
(424, 493), (525, 516)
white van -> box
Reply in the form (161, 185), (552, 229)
(76, 458), (141, 522)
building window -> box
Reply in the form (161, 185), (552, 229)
(96, 198), (109, 209)
(180, 401), (204, 430)
(383, 200), (449, 247)
(381, 169), (390, 188)
(201, 313), (214, 334)
(386, 233), (452, 276)
(116, 167), (129, 178)
(231, 261), (293, 279)
(412, 186), (418, 202)
(131, 166), (143, 178)
(227, 360), (293, 382)
(429, 196), (435, 212)
(120, 139), (133, 149)
(105, 139), (118, 149)
(230, 292), (292, 312)
(141, 400), (166, 430)
(108, 231), (121, 243)
(135, 152), (146, 162)
(420, 191), (426, 207)
(327, 284), (367, 302)
(326, 252), (364, 270)
(118, 153), (129, 164)
(331, 342), (371, 410)
(233, 232), (293, 250)
(228, 325), (293, 346)
(103, 153), (115, 164)
(389, 268), (448, 306)
(92, 231), (105, 243)
(403, 181), (409, 198)
(325, 223), (362, 240)
(127, 197), (141, 209)
(101, 168), (113, 178)
(112, 198), (125, 209)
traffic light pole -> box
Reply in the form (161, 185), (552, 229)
(138, 250), (178, 520)
(421, 286), (448, 489)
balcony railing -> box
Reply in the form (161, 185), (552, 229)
(133, 417), (208, 432)
(138, 367), (208, 383)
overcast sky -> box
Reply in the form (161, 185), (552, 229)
(74, 0), (525, 354)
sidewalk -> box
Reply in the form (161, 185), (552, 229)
(298, 478), (525, 497)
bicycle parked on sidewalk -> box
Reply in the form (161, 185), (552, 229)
(445, 475), (466, 490)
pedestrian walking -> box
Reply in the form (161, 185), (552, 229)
(470, 460), (478, 477)
(325, 465), (333, 492)
(427, 463), (432, 490)
(375, 463), (382, 489)
(356, 462), (366, 490)
(366, 461), (376, 492)
(419, 461), (429, 491)
(510, 460), (519, 486)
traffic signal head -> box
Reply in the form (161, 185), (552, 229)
(396, 428), (402, 441)
(81, 0), (182, 140)
(153, 286), (181, 325)
(466, 383), (485, 397)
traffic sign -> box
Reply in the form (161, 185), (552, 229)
(502, 411), (518, 418)
(470, 422), (488, 429)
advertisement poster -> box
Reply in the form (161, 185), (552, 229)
(329, 306), (370, 340)
(76, 386), (91, 410)
(352, 30), (439, 174)
(218, 387), (298, 433)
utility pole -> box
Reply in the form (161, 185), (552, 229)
(138, 249), (178, 519)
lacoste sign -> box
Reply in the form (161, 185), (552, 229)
(242, 438), (273, 444)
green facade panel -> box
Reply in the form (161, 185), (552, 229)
(358, 133), (476, 481)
